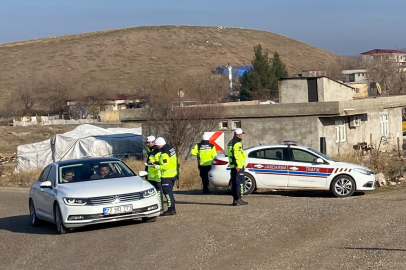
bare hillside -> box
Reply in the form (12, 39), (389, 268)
(0, 25), (338, 95)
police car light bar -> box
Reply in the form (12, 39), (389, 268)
(283, 141), (297, 146)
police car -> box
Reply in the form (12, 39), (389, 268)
(208, 141), (375, 197)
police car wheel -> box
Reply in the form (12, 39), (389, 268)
(243, 173), (256, 195)
(331, 176), (355, 198)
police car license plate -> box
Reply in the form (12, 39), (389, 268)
(103, 205), (133, 215)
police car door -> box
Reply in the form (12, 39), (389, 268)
(287, 148), (331, 188)
(246, 147), (289, 187)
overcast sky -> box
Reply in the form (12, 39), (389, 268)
(1, 0), (405, 55)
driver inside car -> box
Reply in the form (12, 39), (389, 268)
(90, 164), (110, 179)
(61, 169), (75, 183)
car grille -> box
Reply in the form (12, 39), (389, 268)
(89, 191), (144, 205)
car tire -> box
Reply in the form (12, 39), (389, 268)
(54, 204), (67, 234)
(244, 173), (256, 195)
(142, 217), (158, 223)
(331, 175), (356, 198)
(29, 199), (41, 227)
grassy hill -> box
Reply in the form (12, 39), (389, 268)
(0, 25), (339, 95)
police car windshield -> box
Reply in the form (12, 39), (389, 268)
(307, 148), (334, 161)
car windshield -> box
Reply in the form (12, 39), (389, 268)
(59, 160), (135, 184)
(307, 148), (334, 161)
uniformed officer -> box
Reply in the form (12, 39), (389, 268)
(227, 128), (248, 206)
(145, 135), (163, 211)
(145, 135), (156, 172)
(154, 137), (178, 216)
(191, 134), (217, 194)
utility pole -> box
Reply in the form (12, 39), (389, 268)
(227, 62), (233, 96)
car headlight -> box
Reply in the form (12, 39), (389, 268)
(353, 168), (372, 175)
(143, 188), (156, 198)
(63, 198), (88, 205)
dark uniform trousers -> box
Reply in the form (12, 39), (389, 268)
(161, 177), (176, 207)
(199, 165), (211, 190)
(230, 167), (245, 200)
(147, 180), (163, 210)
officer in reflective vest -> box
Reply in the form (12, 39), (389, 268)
(191, 134), (217, 194)
(145, 135), (163, 211)
(145, 135), (156, 173)
(227, 128), (248, 206)
(154, 137), (178, 216)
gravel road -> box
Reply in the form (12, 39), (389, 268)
(1, 187), (406, 270)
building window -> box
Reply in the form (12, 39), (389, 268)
(335, 120), (346, 142)
(380, 115), (389, 136)
(355, 88), (360, 94)
(232, 120), (241, 130)
(219, 121), (228, 130)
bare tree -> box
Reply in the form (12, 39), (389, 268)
(325, 56), (365, 81)
(144, 78), (226, 158)
(366, 57), (406, 95)
(68, 84), (115, 119)
(35, 72), (80, 118)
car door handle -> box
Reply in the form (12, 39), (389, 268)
(290, 167), (299, 171)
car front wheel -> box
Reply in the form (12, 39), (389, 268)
(244, 173), (256, 195)
(54, 204), (67, 234)
(29, 199), (41, 227)
(331, 176), (356, 198)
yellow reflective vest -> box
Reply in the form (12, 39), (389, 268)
(147, 150), (161, 182)
(156, 144), (178, 179)
(227, 137), (246, 169)
(191, 141), (217, 166)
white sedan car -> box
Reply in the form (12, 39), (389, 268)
(209, 142), (376, 197)
(29, 157), (160, 234)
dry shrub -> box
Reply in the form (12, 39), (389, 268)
(333, 150), (406, 183)
(0, 166), (42, 187)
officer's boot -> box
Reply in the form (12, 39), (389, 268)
(203, 186), (210, 194)
(161, 206), (177, 216)
(233, 197), (248, 206)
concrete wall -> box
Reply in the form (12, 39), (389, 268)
(317, 108), (403, 156)
(319, 77), (353, 102)
(218, 116), (320, 154)
(99, 111), (120, 122)
(279, 77), (353, 104)
(279, 79), (308, 104)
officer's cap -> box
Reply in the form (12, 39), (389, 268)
(235, 128), (245, 135)
(155, 137), (166, 146)
(145, 135), (156, 143)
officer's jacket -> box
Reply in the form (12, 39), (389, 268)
(147, 148), (161, 182)
(156, 144), (178, 178)
(191, 140), (217, 166)
(227, 137), (246, 169)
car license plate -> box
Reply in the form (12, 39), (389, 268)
(103, 205), (133, 215)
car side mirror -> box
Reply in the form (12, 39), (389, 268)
(316, 158), (324, 164)
(40, 181), (52, 189)
(138, 171), (148, 178)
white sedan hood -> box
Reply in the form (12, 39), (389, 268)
(58, 176), (151, 197)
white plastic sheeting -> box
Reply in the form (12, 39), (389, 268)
(15, 139), (53, 172)
(16, 124), (143, 172)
